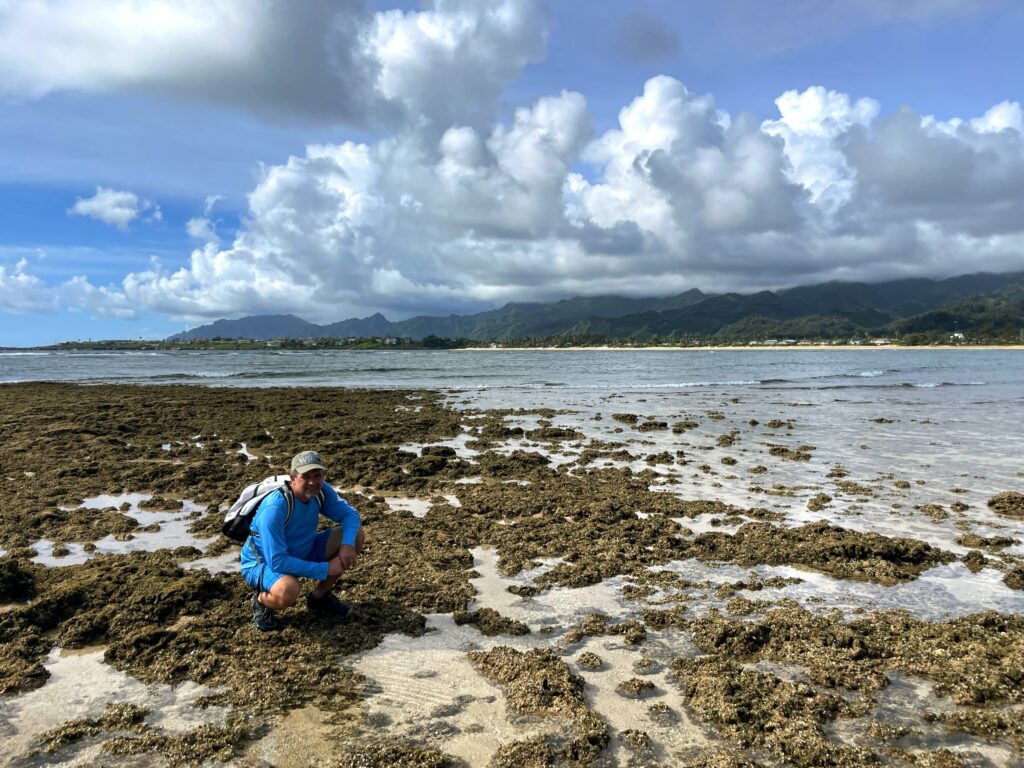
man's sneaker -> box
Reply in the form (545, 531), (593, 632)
(252, 593), (279, 631)
(306, 591), (353, 619)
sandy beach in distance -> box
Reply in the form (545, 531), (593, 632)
(1, 381), (1022, 767)
(461, 344), (1024, 351)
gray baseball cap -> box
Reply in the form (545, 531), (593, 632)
(290, 450), (326, 474)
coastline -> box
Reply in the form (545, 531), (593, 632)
(460, 344), (1024, 351)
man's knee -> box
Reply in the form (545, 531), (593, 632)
(264, 575), (300, 609)
(355, 526), (365, 552)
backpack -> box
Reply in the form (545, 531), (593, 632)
(221, 475), (324, 542)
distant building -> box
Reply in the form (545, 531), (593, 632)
(950, 332), (965, 342)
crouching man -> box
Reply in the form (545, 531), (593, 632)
(241, 450), (365, 631)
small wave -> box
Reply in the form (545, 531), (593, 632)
(572, 379), (763, 390)
(777, 380), (988, 392)
(759, 369), (893, 386)
(902, 381), (987, 389)
(144, 372), (231, 381)
(227, 370), (331, 380)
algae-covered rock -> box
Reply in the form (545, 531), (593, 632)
(336, 744), (453, 767)
(674, 655), (874, 767)
(576, 651), (603, 670)
(768, 444), (813, 461)
(36, 702), (149, 754)
(931, 708), (1024, 750)
(0, 556), (38, 601)
(683, 603), (1024, 708)
(682, 521), (954, 584)
(615, 677), (655, 698)
(1005, 565), (1024, 590)
(469, 646), (610, 765)
(988, 491), (1024, 519)
(807, 493), (832, 512)
(489, 737), (557, 768)
(564, 613), (646, 645)
(452, 607), (530, 636)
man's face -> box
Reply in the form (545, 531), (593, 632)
(291, 468), (324, 502)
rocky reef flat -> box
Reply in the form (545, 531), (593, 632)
(1, 382), (1022, 767)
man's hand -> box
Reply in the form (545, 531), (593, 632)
(327, 554), (345, 577)
(327, 544), (358, 577)
(337, 543), (357, 570)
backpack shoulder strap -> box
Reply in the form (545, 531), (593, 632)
(280, 484), (296, 528)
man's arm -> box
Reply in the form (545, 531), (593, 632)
(254, 494), (329, 581)
(321, 485), (361, 548)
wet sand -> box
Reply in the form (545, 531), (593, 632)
(0, 382), (1022, 767)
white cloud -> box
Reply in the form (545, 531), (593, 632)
(762, 86), (880, 213)
(186, 217), (219, 244)
(50, 78), (1019, 326)
(367, 0), (549, 132)
(0, 259), (55, 313)
(0, 0), (547, 129)
(843, 105), (1024, 235)
(3, 0), (1017, 330)
(67, 187), (159, 229)
(59, 275), (138, 318)
(202, 195), (224, 216)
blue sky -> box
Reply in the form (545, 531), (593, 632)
(0, 0), (1021, 346)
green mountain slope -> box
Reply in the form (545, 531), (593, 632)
(166, 272), (1024, 343)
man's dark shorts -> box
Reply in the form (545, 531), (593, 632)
(243, 526), (341, 593)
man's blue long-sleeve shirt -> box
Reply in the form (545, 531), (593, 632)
(240, 483), (360, 582)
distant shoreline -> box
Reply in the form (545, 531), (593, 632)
(3, 343), (1023, 353)
(459, 344), (1024, 351)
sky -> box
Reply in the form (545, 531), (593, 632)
(0, 0), (1022, 346)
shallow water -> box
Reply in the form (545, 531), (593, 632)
(0, 647), (227, 767)
(33, 494), (214, 567)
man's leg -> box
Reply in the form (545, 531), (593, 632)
(311, 526), (365, 599)
(259, 574), (301, 610)
(247, 571), (299, 631)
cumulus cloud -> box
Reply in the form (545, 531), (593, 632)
(49, 77), (1020, 325)
(762, 86), (880, 214)
(0, 259), (55, 313)
(843, 106), (1024, 236)
(7, 0), (1018, 326)
(0, 0), (547, 130)
(67, 187), (160, 230)
(59, 275), (138, 318)
(367, 0), (549, 133)
(186, 217), (220, 244)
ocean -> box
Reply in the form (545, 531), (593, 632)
(2, 346), (1022, 395)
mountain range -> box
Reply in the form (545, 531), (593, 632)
(167, 271), (1024, 342)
